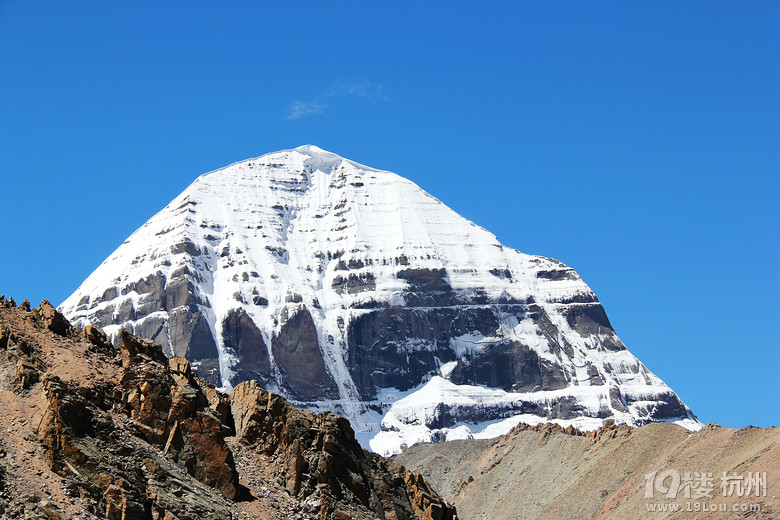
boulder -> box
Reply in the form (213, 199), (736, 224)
(37, 299), (71, 336)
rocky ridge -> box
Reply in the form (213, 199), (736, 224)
(396, 420), (780, 519)
(0, 294), (456, 520)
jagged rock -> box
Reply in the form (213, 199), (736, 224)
(83, 323), (113, 352)
(0, 327), (40, 391)
(1, 301), (457, 519)
(231, 380), (457, 519)
(200, 378), (234, 431)
(15, 356), (39, 389)
(1, 303), (236, 519)
(120, 329), (168, 367)
(119, 332), (240, 499)
(404, 471), (457, 520)
(31, 374), (152, 519)
(37, 299), (71, 336)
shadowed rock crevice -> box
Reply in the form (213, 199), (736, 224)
(346, 305), (507, 399)
(221, 307), (273, 387)
(272, 307), (338, 401)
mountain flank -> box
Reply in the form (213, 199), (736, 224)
(0, 295), (456, 520)
(396, 420), (779, 519)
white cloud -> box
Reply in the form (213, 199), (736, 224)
(287, 80), (386, 121)
(325, 79), (386, 101)
(287, 100), (328, 120)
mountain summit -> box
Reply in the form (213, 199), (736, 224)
(60, 146), (699, 454)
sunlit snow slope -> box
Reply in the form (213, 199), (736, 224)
(60, 146), (699, 454)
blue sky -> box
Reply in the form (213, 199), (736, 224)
(1, 2), (777, 428)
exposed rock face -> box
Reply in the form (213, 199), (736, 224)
(118, 331), (240, 499)
(230, 380), (457, 520)
(58, 146), (699, 452)
(37, 299), (71, 336)
(0, 297), (236, 519)
(0, 297), (456, 520)
(221, 307), (272, 386)
(343, 303), (586, 398)
(271, 308), (337, 401)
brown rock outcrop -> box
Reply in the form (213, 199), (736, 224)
(0, 296), (457, 520)
(0, 301), (236, 519)
(36, 299), (71, 336)
(231, 380), (457, 519)
(405, 471), (454, 520)
(0, 321), (41, 390)
(83, 323), (114, 353)
(119, 331), (240, 499)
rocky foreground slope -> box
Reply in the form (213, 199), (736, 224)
(396, 421), (779, 519)
(0, 295), (456, 520)
(60, 145), (698, 454)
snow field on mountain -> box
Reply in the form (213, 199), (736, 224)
(60, 146), (700, 453)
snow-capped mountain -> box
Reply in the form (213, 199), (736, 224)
(60, 145), (699, 454)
